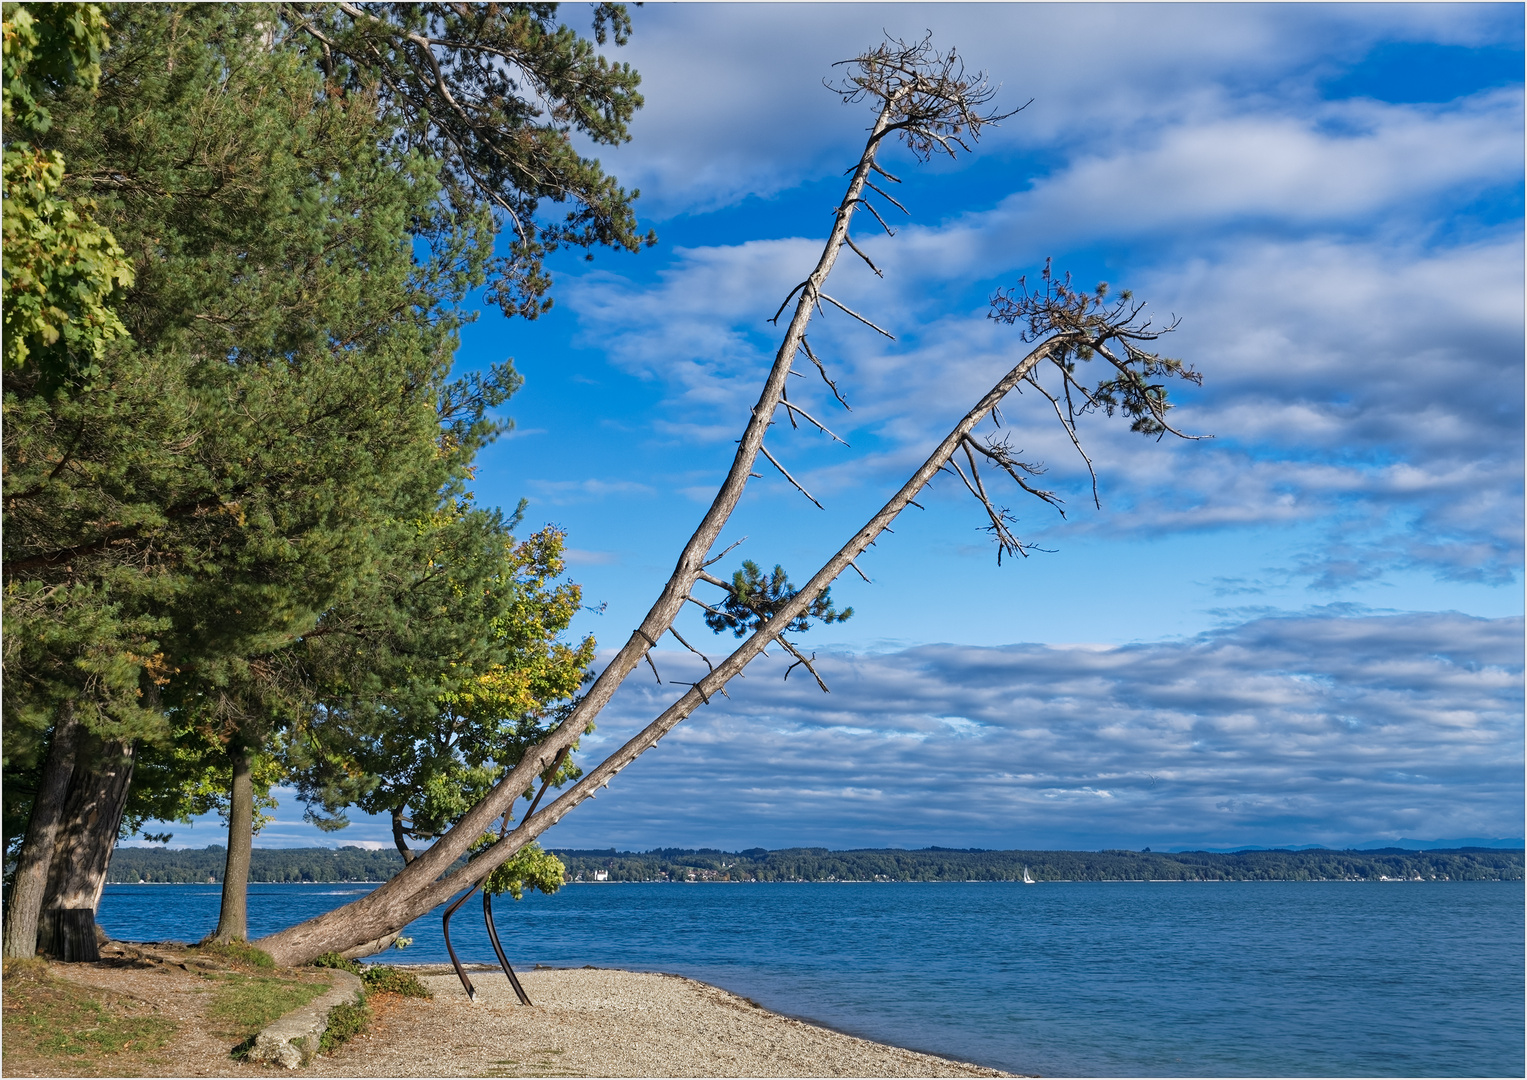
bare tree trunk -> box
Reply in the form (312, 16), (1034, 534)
(251, 44), (1194, 967)
(2, 706), (81, 959)
(252, 330), (1072, 964)
(38, 737), (135, 962)
(252, 81), (911, 968)
(211, 742), (254, 943)
(391, 807), (415, 864)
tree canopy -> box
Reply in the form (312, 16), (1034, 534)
(281, 1), (654, 318)
(2, 0), (646, 953)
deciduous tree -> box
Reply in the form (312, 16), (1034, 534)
(0, 2), (133, 377)
(289, 517), (594, 867)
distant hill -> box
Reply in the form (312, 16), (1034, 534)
(551, 846), (1523, 883)
(106, 844), (1523, 884)
(1170, 838), (1526, 853)
(106, 845), (421, 884)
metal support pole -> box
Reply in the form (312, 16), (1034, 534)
(441, 883), (480, 1001)
(483, 891), (532, 1006)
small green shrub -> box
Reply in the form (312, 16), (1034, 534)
(362, 964), (432, 998)
(310, 951), (363, 975)
(319, 998), (371, 1053)
(194, 939), (275, 969)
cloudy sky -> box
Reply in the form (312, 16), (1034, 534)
(160, 3), (1522, 852)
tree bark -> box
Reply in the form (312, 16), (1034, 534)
(212, 741), (255, 942)
(391, 807), (415, 864)
(2, 706), (81, 959)
(38, 737), (135, 962)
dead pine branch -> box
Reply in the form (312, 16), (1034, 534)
(779, 640), (831, 693)
(781, 396), (849, 445)
(843, 233), (884, 278)
(800, 338), (851, 412)
(702, 536), (748, 569)
(759, 444), (825, 510)
(818, 293), (896, 340)
(635, 629), (663, 684)
(1025, 373), (1101, 508)
(963, 434), (1063, 514)
(666, 626), (720, 683)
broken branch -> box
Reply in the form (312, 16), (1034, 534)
(779, 638), (831, 693)
(759, 444), (825, 510)
(818, 292), (896, 339)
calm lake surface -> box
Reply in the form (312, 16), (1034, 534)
(99, 880), (1523, 1077)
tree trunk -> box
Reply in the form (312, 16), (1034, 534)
(391, 807), (416, 864)
(251, 91), (910, 969)
(38, 737), (135, 962)
(249, 60), (1092, 967)
(2, 706), (81, 959)
(212, 742), (254, 943)
(252, 324), (1074, 966)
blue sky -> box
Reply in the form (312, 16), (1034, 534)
(149, 3), (1523, 853)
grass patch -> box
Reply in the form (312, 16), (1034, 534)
(205, 972), (331, 1041)
(310, 953), (431, 998)
(191, 939), (275, 970)
(1, 958), (175, 1069)
(318, 997), (371, 1053)
(362, 964), (432, 998)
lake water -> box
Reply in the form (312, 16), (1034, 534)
(99, 880), (1523, 1077)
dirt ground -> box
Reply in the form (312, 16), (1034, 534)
(1, 942), (331, 1078)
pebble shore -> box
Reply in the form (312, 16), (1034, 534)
(306, 966), (1014, 1077)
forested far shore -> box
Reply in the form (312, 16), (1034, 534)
(104, 845), (1524, 884)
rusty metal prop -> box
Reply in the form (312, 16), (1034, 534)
(482, 890), (532, 1005)
(442, 881), (481, 1001)
(443, 748), (569, 1002)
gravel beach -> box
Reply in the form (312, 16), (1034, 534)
(308, 965), (1013, 1077)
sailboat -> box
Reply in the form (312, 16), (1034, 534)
(1022, 866), (1035, 884)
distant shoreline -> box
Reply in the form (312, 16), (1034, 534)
(106, 844), (1525, 885)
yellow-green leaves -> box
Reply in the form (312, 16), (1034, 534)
(480, 840), (566, 901)
(2, 145), (133, 373)
(2, 3), (132, 374)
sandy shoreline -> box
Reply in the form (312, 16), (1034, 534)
(307, 965), (1015, 1077)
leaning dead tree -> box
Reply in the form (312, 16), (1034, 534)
(253, 37), (1202, 966)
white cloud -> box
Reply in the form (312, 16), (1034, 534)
(132, 615), (1521, 853)
(528, 478), (657, 504)
(966, 91), (1523, 247)
(547, 610), (1523, 850)
(559, 70), (1524, 586)
(563, 547), (622, 567)
(599, 3), (1521, 216)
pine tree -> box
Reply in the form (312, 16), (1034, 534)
(3, 0), (650, 956)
